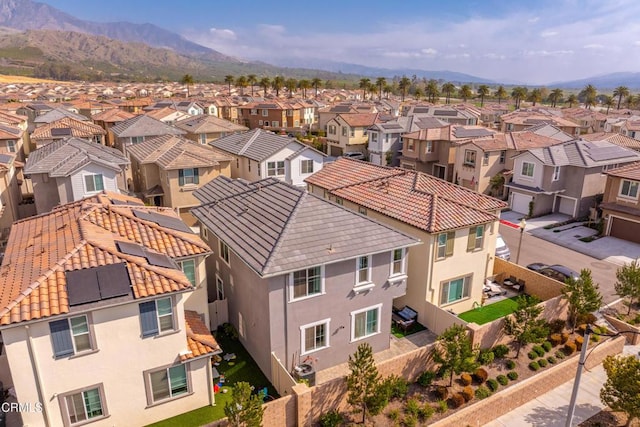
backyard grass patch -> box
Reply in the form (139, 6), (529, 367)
(391, 321), (427, 338)
(458, 296), (531, 325)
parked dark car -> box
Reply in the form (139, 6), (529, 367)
(527, 263), (579, 283)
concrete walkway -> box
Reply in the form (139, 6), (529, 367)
(485, 343), (640, 427)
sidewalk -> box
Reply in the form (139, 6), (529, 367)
(485, 343), (640, 427)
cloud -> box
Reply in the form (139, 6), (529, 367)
(524, 50), (574, 57)
(208, 28), (236, 40)
(483, 53), (506, 60)
(540, 30), (558, 37)
(528, 17), (540, 23)
(583, 43), (604, 49)
(421, 48), (438, 56)
(259, 24), (286, 35)
(634, 41), (640, 46)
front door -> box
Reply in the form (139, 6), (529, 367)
(433, 164), (446, 179)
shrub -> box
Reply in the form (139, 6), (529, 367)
(387, 409), (400, 422)
(577, 324), (588, 335)
(507, 371), (519, 381)
(576, 312), (597, 325)
(319, 410), (344, 427)
(561, 332), (570, 344)
(592, 334), (600, 342)
(405, 398), (421, 417)
(575, 336), (584, 351)
(549, 318), (566, 334)
(478, 349), (495, 365)
(403, 414), (417, 427)
(460, 373), (472, 386)
(473, 368), (488, 384)
(538, 358), (548, 368)
(555, 350), (566, 359)
(529, 361), (540, 371)
(497, 375), (509, 386)
(547, 356), (556, 364)
(435, 385), (448, 400)
(219, 322), (239, 340)
(419, 404), (434, 420)
(436, 399), (448, 414)
(451, 393), (466, 408)
(475, 386), (492, 399)
(542, 341), (553, 352)
(417, 370), (436, 387)
(564, 341), (577, 355)
(462, 386), (474, 402)
(533, 345), (546, 357)
(549, 333), (562, 346)
(506, 359), (516, 369)
(492, 344), (509, 359)
(487, 378), (499, 392)
(528, 351), (538, 360)
(382, 375), (408, 399)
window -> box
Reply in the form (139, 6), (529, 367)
(287, 109), (294, 117)
(552, 166), (560, 181)
(258, 120), (263, 125)
(356, 256), (371, 284)
(219, 240), (230, 265)
(292, 266), (323, 300)
(262, 109), (268, 117)
(467, 225), (484, 251)
(499, 150), (506, 164)
(60, 385), (106, 426)
(131, 136), (144, 144)
(272, 121), (279, 128)
(264, 121), (270, 127)
(620, 179), (639, 199)
(148, 364), (189, 404)
(6, 140), (15, 153)
(267, 161), (285, 176)
(178, 259), (196, 286)
(201, 226), (208, 239)
(351, 305), (381, 341)
(407, 140), (414, 151)
(350, 128), (355, 137)
(371, 132), (378, 142)
(49, 315), (93, 358)
(436, 231), (455, 259)
(250, 109), (257, 115)
(178, 168), (199, 186)
(440, 275), (471, 305)
(359, 206), (367, 215)
(328, 125), (336, 135)
(342, 127), (348, 137)
(199, 133), (207, 144)
(603, 163), (619, 173)
(391, 248), (405, 276)
(335, 197), (343, 206)
(139, 297), (175, 338)
(84, 174), (104, 193)
(216, 276), (225, 300)
(483, 152), (489, 166)
(464, 150), (476, 167)
(521, 162), (535, 177)
(425, 140), (433, 153)
(301, 159), (313, 174)
(301, 319), (329, 354)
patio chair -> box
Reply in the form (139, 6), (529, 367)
(483, 282), (507, 298)
(392, 306), (418, 331)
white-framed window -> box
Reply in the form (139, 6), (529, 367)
(301, 159), (314, 174)
(499, 150), (506, 164)
(272, 121), (279, 128)
(84, 174), (104, 193)
(216, 276), (225, 300)
(59, 384), (107, 426)
(291, 266), (323, 300)
(356, 256), (371, 284)
(146, 364), (189, 404)
(440, 275), (471, 305)
(552, 166), (560, 181)
(425, 140), (433, 153)
(603, 163), (619, 173)
(301, 318), (330, 354)
(483, 152), (489, 166)
(342, 127), (348, 137)
(178, 259), (196, 286)
(201, 226), (208, 240)
(350, 128), (355, 137)
(351, 304), (382, 341)
(179, 168), (199, 186)
(620, 179), (639, 199)
(467, 225), (484, 251)
(267, 161), (285, 176)
(49, 315), (94, 358)
(6, 140), (16, 153)
(262, 109), (268, 117)
(464, 150), (476, 167)
(199, 133), (207, 144)
(407, 140), (414, 151)
(258, 120), (263, 125)
(219, 240), (230, 265)
(139, 297), (175, 338)
(521, 162), (535, 177)
(436, 231), (455, 260)
(328, 125), (336, 135)
(390, 248), (406, 276)
(371, 132), (378, 142)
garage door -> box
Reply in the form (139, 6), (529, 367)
(511, 193), (532, 214)
(557, 196), (576, 216)
(610, 217), (640, 244)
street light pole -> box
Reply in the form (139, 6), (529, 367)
(565, 324), (592, 427)
(515, 218), (527, 265)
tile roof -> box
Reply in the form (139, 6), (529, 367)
(210, 128), (303, 162)
(0, 110), (25, 125)
(182, 310), (222, 361)
(305, 158), (506, 233)
(604, 161), (640, 180)
(174, 114), (248, 134)
(127, 134), (233, 170)
(110, 115), (186, 138)
(0, 192), (211, 325)
(25, 137), (129, 176)
(91, 108), (136, 123)
(526, 140), (640, 167)
(192, 176), (420, 277)
(337, 113), (380, 127)
(0, 124), (22, 140)
(580, 132), (640, 150)
(33, 107), (88, 124)
(31, 117), (106, 141)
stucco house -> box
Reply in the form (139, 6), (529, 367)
(30, 117), (107, 149)
(110, 115), (186, 156)
(600, 162), (640, 243)
(191, 176), (419, 383)
(175, 114), (248, 144)
(326, 113), (380, 157)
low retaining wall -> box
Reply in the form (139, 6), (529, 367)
(493, 258), (564, 300)
(603, 314), (640, 345)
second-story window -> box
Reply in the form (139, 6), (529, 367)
(49, 315), (94, 358)
(6, 140), (15, 153)
(521, 162), (535, 177)
(178, 259), (196, 286)
(84, 174), (104, 193)
(620, 179), (639, 199)
(407, 140), (415, 152)
(219, 240), (230, 265)
(425, 141), (433, 153)
(467, 225), (484, 251)
(391, 248), (406, 276)
(499, 150), (506, 164)
(267, 161), (285, 176)
(436, 231), (455, 260)
(179, 168), (199, 186)
(371, 132), (378, 143)
(356, 256), (371, 284)
(552, 166), (560, 181)
(483, 152), (489, 166)
(464, 150), (476, 167)
(139, 297), (175, 338)
(301, 159), (314, 174)
(262, 109), (268, 116)
(292, 266), (322, 299)
(342, 127), (348, 137)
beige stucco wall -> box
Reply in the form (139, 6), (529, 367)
(31, 174), (61, 214)
(163, 162), (231, 210)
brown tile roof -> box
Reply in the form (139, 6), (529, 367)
(182, 310), (221, 361)
(338, 113), (380, 127)
(0, 110), (25, 125)
(31, 117), (106, 141)
(91, 108), (136, 123)
(0, 124), (22, 140)
(305, 158), (506, 232)
(464, 133), (513, 151)
(605, 161), (640, 180)
(580, 132), (640, 150)
(0, 192), (211, 325)
(509, 131), (565, 150)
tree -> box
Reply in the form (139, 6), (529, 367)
(285, 78), (297, 97)
(614, 260), (640, 315)
(581, 84), (597, 109)
(625, 94), (636, 109)
(527, 88), (542, 106)
(548, 88), (563, 108)
(224, 75), (235, 96)
(272, 76), (285, 97)
(562, 269), (603, 332)
(224, 381), (264, 427)
(383, 84), (394, 99)
(259, 77), (270, 97)
(511, 86), (528, 109)
(346, 343), (381, 424)
(459, 85), (472, 102)
(359, 78), (371, 101)
(442, 82), (455, 104)
(432, 324), (478, 387)
(613, 85), (630, 110)
(601, 355), (640, 426)
(311, 77), (322, 97)
(503, 295), (549, 357)
(477, 85), (490, 107)
(398, 76), (411, 102)
(426, 79), (439, 103)
(235, 75), (248, 96)
(247, 74), (257, 97)
(375, 77), (386, 100)
(494, 85), (507, 105)
(566, 94), (578, 108)
(603, 95), (615, 114)
(298, 79), (311, 99)
(413, 87), (424, 101)
(180, 74), (194, 98)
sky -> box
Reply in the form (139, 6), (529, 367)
(42, 0), (640, 85)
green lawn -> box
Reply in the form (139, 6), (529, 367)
(458, 297), (522, 325)
(145, 333), (277, 427)
(391, 321), (427, 338)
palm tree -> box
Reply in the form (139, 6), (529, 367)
(580, 84), (597, 109)
(527, 88), (542, 106)
(548, 88), (563, 108)
(625, 94), (636, 109)
(424, 79), (438, 103)
(247, 74), (257, 97)
(298, 79), (311, 99)
(566, 94), (578, 108)
(383, 84), (394, 99)
(602, 95), (615, 114)
(311, 78), (322, 97)
(367, 83), (377, 100)
(442, 82), (455, 104)
(375, 77), (386, 100)
(272, 76), (285, 97)
(494, 86), (507, 105)
(511, 86), (528, 109)
(285, 78), (297, 97)
(180, 74), (194, 98)
(414, 87), (424, 101)
(398, 76), (411, 102)
(477, 85), (490, 107)
(235, 75), (248, 96)
(259, 77), (271, 97)
(459, 85), (472, 102)
(224, 75), (234, 96)
(359, 78), (371, 100)
(613, 86), (629, 110)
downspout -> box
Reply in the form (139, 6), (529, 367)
(25, 325), (50, 427)
(283, 275), (289, 373)
(206, 356), (214, 406)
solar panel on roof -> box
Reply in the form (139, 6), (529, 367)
(589, 146), (636, 162)
(133, 210), (192, 233)
(413, 107), (430, 113)
(145, 251), (178, 269)
(66, 268), (102, 306)
(110, 198), (144, 206)
(0, 154), (13, 164)
(117, 241), (146, 257)
(381, 124), (403, 130)
(96, 263), (131, 299)
(453, 127), (494, 138)
(434, 110), (458, 117)
(51, 128), (72, 136)
(178, 101), (191, 107)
